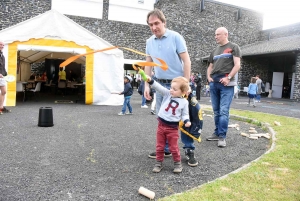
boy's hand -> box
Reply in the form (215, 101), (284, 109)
(139, 69), (151, 82)
(185, 122), (191, 127)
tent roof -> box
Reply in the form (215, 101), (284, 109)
(0, 9), (122, 63)
(19, 49), (86, 64)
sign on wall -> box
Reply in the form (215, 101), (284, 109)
(109, 0), (155, 25)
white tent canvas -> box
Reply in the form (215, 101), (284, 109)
(0, 9), (124, 106)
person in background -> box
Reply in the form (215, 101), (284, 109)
(58, 67), (66, 83)
(118, 75), (133, 115)
(247, 77), (258, 107)
(143, 9), (192, 163)
(140, 80), (148, 108)
(206, 27), (242, 147)
(194, 72), (202, 100)
(130, 73), (135, 89)
(0, 41), (10, 114)
(255, 74), (262, 102)
(57, 67), (67, 95)
(205, 82), (210, 97)
(143, 75), (191, 173)
(29, 72), (36, 80)
(233, 85), (239, 99)
(68, 70), (78, 82)
(136, 74), (141, 89)
(41, 71), (47, 81)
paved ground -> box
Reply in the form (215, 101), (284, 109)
(200, 95), (300, 119)
(0, 92), (298, 200)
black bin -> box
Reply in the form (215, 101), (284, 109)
(38, 107), (54, 127)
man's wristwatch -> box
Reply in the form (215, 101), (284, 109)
(227, 75), (232, 80)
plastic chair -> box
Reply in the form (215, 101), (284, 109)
(44, 80), (55, 93)
(58, 81), (67, 95)
(28, 82), (41, 101)
(16, 82), (25, 102)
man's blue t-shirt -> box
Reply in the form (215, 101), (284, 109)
(146, 29), (187, 79)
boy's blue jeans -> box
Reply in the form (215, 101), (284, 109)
(156, 82), (195, 151)
(209, 80), (234, 139)
(121, 96), (132, 114)
(141, 95), (147, 106)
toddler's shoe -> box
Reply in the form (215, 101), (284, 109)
(141, 105), (148, 108)
(173, 161), (182, 173)
(125, 112), (133, 115)
(152, 161), (163, 173)
(118, 112), (125, 115)
(185, 149), (198, 167)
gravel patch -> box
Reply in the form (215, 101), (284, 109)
(0, 93), (270, 200)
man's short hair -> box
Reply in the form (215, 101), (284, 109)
(147, 8), (166, 24)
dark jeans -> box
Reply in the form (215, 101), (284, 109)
(196, 85), (201, 100)
(209, 74), (234, 139)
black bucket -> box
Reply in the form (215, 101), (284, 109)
(38, 107), (54, 127)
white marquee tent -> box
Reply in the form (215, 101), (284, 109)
(0, 9), (124, 106)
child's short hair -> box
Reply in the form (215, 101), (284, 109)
(251, 77), (256, 83)
(172, 76), (190, 93)
(124, 75), (132, 82)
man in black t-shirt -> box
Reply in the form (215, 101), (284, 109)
(206, 27), (242, 147)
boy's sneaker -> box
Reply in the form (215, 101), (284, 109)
(118, 112), (125, 116)
(141, 105), (148, 108)
(151, 110), (156, 115)
(173, 161), (183, 173)
(218, 138), (226, 147)
(185, 149), (198, 167)
(148, 151), (172, 159)
(125, 112), (133, 115)
(206, 134), (219, 141)
(152, 161), (163, 173)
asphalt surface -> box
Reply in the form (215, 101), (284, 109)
(0, 92), (298, 200)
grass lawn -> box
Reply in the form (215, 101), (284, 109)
(160, 109), (300, 201)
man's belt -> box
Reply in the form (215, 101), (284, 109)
(157, 79), (172, 83)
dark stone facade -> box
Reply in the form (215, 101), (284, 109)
(1, 0), (299, 100)
(294, 53), (300, 101)
(0, 0), (262, 68)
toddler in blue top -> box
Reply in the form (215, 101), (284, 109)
(247, 77), (258, 107)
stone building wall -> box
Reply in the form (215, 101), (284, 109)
(294, 53), (300, 101)
(238, 58), (270, 89)
(0, 0), (263, 73)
